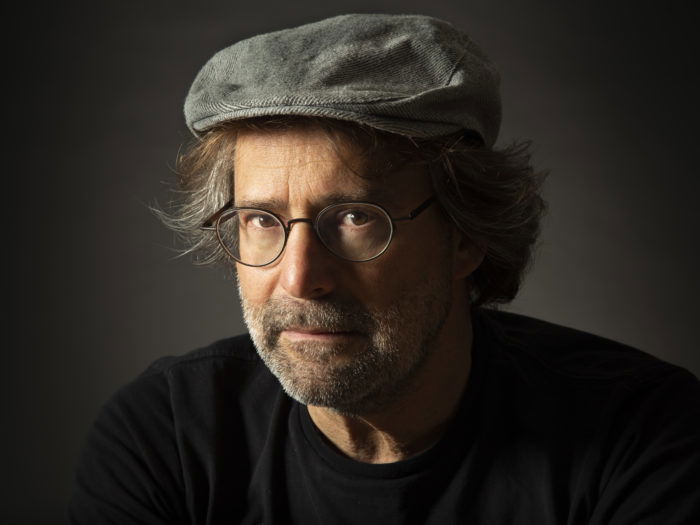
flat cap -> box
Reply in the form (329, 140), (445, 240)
(184, 13), (501, 146)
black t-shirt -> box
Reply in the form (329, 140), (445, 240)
(68, 309), (700, 524)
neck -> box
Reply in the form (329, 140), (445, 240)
(307, 298), (473, 464)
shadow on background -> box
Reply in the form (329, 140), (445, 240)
(5, 1), (698, 523)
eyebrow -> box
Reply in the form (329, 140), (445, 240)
(235, 188), (402, 212)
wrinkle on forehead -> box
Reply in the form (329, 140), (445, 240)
(232, 126), (431, 214)
(235, 127), (358, 170)
(233, 128), (372, 206)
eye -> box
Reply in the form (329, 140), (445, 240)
(339, 210), (370, 226)
(253, 215), (276, 228)
(240, 212), (279, 229)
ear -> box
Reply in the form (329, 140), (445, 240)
(452, 229), (485, 280)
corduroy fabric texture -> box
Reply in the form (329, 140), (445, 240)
(184, 14), (502, 146)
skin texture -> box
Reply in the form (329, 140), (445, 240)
(234, 126), (483, 463)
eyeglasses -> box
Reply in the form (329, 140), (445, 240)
(200, 196), (435, 267)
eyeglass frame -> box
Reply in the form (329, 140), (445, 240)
(200, 195), (436, 267)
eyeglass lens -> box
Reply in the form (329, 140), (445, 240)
(216, 203), (393, 266)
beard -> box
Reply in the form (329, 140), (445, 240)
(238, 251), (454, 416)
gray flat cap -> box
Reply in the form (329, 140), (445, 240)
(184, 13), (501, 146)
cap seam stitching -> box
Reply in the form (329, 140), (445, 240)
(445, 51), (467, 87)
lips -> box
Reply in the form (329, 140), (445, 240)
(284, 323), (359, 333)
(281, 326), (361, 340)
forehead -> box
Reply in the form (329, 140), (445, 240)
(232, 126), (428, 209)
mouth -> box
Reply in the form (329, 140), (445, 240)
(281, 327), (361, 341)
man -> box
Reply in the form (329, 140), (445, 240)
(69, 14), (700, 524)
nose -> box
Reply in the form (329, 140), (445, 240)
(277, 220), (338, 300)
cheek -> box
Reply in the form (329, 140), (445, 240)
(236, 266), (275, 305)
(354, 253), (419, 301)
(377, 227), (456, 286)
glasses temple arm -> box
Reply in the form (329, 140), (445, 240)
(200, 198), (235, 230)
(392, 196), (436, 222)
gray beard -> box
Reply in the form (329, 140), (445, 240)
(238, 271), (453, 416)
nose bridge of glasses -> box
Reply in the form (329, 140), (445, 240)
(284, 217), (322, 245)
(285, 217), (315, 231)
(282, 217), (330, 259)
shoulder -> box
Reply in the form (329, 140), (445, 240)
(111, 333), (283, 427)
(471, 310), (700, 522)
(86, 333), (280, 448)
(475, 308), (698, 387)
(473, 307), (699, 435)
(105, 333), (270, 407)
(143, 332), (260, 375)
(70, 335), (282, 522)
(75, 334), (279, 490)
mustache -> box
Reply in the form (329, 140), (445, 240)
(258, 297), (375, 334)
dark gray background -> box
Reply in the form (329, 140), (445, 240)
(6, 1), (698, 523)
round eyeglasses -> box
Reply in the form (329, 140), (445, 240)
(200, 196), (435, 267)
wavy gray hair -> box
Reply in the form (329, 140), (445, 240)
(157, 116), (547, 306)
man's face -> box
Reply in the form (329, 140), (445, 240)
(234, 126), (463, 415)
